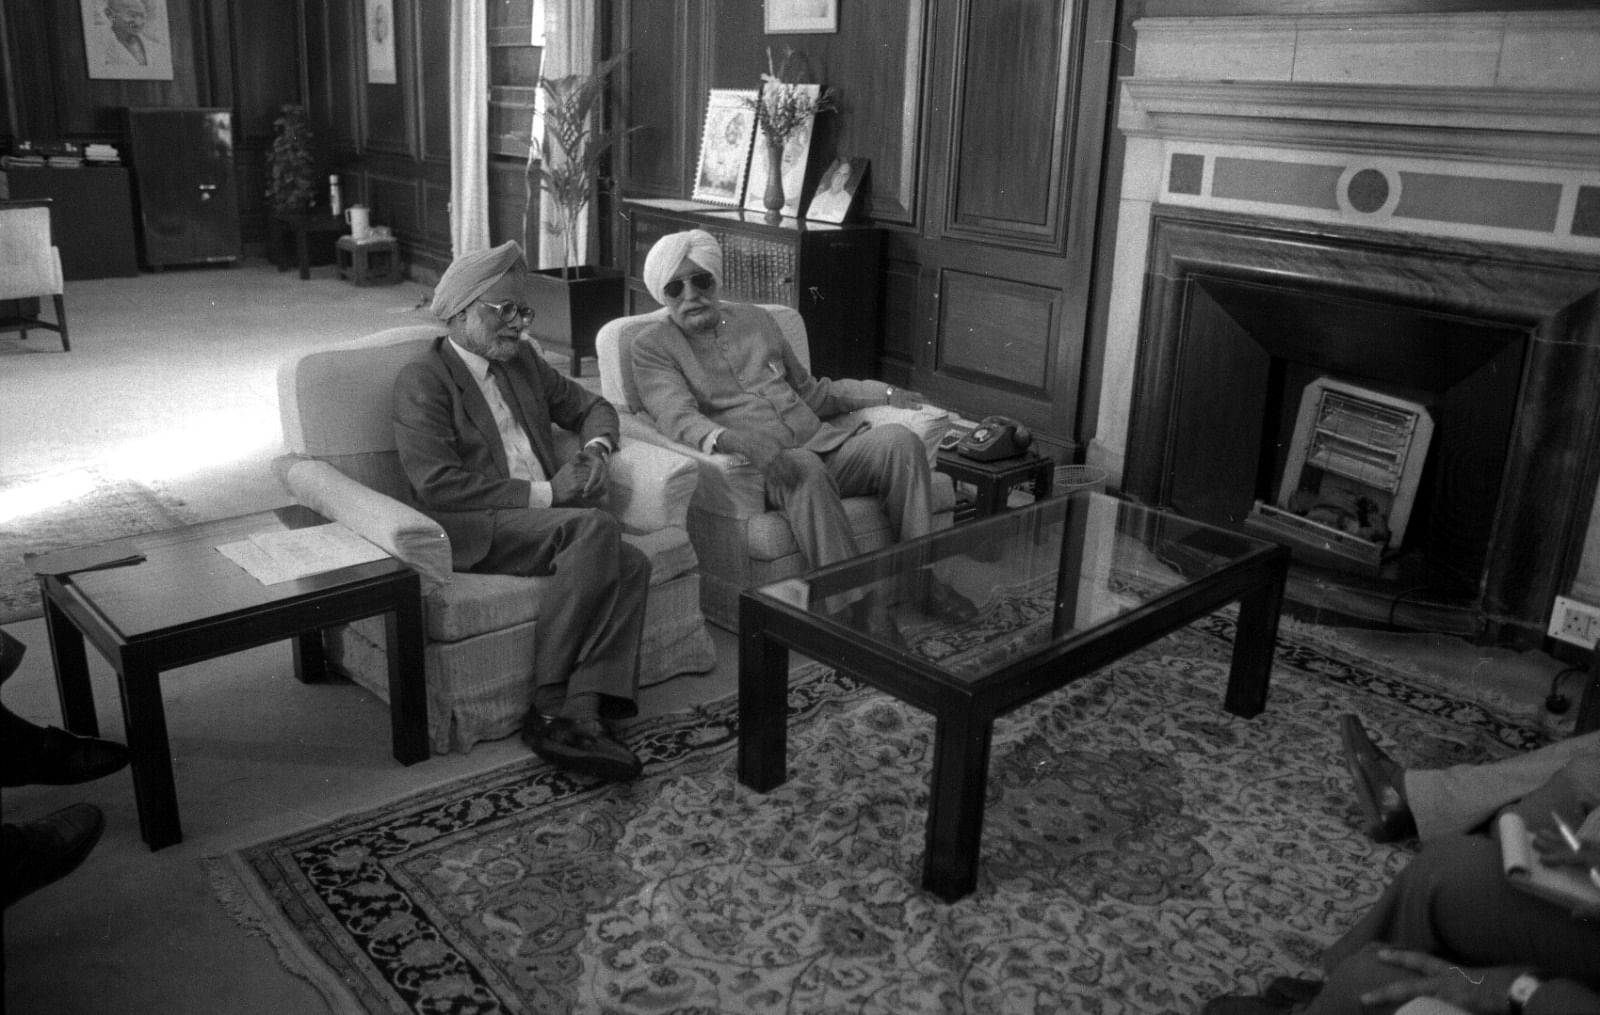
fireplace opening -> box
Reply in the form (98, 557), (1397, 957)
(1187, 277), (1526, 611)
(1125, 208), (1600, 644)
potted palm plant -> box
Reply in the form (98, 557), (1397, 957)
(523, 53), (633, 377)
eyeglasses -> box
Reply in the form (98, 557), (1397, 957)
(475, 298), (535, 323)
(663, 271), (716, 299)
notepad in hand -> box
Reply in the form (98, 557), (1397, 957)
(1497, 811), (1600, 910)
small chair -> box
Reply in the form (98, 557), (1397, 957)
(276, 325), (717, 754)
(597, 304), (957, 631)
(0, 200), (69, 351)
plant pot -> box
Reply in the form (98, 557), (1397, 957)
(525, 265), (626, 378)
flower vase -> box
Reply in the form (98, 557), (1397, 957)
(762, 140), (786, 221)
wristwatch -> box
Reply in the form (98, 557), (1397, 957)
(1507, 972), (1542, 1014)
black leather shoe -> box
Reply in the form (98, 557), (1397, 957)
(920, 578), (980, 624)
(847, 594), (908, 650)
(1339, 714), (1415, 843)
(3, 803), (106, 909)
(0, 629), (25, 684)
(523, 715), (642, 782)
(0, 719), (132, 788)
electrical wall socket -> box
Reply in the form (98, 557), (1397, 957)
(1547, 594), (1600, 649)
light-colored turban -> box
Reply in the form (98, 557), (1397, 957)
(430, 241), (526, 320)
(642, 229), (723, 304)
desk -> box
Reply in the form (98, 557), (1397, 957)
(269, 209), (344, 279)
(1, 167), (139, 279)
(33, 506), (428, 850)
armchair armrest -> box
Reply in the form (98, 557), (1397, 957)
(275, 455), (453, 592)
(618, 413), (767, 519)
(607, 439), (699, 533)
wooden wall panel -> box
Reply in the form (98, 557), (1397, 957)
(944, 0), (1074, 248)
(617, 2), (698, 198)
(937, 270), (1057, 396)
(418, 0), (450, 163)
(360, 0), (414, 157)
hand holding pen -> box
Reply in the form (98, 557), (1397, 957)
(1534, 811), (1600, 920)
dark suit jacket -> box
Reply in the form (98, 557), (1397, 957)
(392, 336), (619, 569)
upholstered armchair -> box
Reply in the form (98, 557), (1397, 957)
(275, 325), (716, 754)
(0, 200), (69, 351)
(596, 304), (957, 631)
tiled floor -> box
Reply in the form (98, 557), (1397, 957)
(0, 260), (1577, 1014)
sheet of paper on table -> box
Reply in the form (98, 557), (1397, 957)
(216, 522), (389, 585)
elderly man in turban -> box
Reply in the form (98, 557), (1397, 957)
(630, 229), (975, 631)
(392, 241), (650, 781)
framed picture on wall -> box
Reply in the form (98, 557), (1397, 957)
(366, 0), (397, 84)
(82, 0), (175, 81)
(692, 89), (758, 207)
(806, 156), (867, 224)
(765, 0), (839, 34)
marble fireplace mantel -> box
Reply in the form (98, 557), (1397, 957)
(1094, 8), (1600, 620)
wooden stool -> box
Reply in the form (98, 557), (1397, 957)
(336, 235), (401, 286)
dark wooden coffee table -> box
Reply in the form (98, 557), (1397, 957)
(738, 491), (1289, 901)
(33, 505), (427, 850)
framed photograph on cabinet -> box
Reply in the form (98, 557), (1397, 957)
(765, 0), (838, 34)
(692, 89), (758, 206)
(743, 83), (821, 219)
(82, 0), (175, 80)
(806, 156), (867, 223)
(366, 0), (397, 84)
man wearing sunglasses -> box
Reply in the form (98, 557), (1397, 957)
(631, 229), (976, 630)
(393, 241), (649, 781)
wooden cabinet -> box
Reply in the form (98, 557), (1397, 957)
(622, 200), (883, 381)
(1, 168), (138, 279)
(126, 108), (241, 270)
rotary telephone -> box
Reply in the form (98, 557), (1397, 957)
(956, 415), (1032, 461)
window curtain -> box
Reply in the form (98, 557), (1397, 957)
(449, 0), (489, 256)
(538, 0), (595, 269)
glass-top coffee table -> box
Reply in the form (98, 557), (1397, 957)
(737, 491), (1290, 902)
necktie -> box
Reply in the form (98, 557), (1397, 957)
(487, 361), (534, 442)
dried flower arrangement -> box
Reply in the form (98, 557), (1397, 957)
(744, 47), (836, 146)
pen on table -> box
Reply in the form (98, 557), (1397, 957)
(1551, 811), (1600, 891)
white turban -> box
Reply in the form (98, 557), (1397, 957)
(642, 229), (723, 304)
(430, 241), (525, 320)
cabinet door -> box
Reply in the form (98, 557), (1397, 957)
(129, 108), (241, 268)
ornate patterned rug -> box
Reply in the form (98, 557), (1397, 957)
(207, 614), (1547, 1015)
(0, 466), (195, 623)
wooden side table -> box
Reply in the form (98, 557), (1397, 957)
(336, 235), (402, 285)
(31, 505), (428, 850)
(268, 209), (344, 280)
(935, 449), (1055, 520)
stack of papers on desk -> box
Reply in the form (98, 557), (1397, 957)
(217, 522), (388, 585)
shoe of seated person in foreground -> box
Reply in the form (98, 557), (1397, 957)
(523, 714), (642, 782)
(1200, 977), (1322, 1015)
(1338, 713), (1416, 843)
(3, 803), (106, 909)
(1, 710), (132, 788)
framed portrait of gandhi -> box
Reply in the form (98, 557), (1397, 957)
(692, 90), (758, 207)
(82, 0), (175, 81)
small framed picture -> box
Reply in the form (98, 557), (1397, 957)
(82, 0), (175, 81)
(692, 89), (758, 206)
(765, 0), (838, 35)
(806, 156), (866, 223)
(366, 0), (396, 84)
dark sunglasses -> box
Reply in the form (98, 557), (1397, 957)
(663, 271), (716, 299)
(475, 298), (535, 323)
